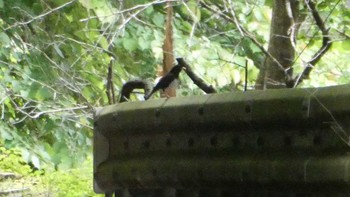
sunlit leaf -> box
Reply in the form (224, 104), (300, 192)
(0, 127), (13, 140)
(138, 37), (150, 50)
(122, 38), (138, 51)
(53, 43), (64, 58)
(98, 36), (109, 50)
(0, 32), (10, 45)
(31, 154), (41, 169)
(27, 84), (51, 101)
(152, 12), (164, 27)
(9, 53), (17, 63)
(265, 0), (273, 7)
(341, 40), (350, 50)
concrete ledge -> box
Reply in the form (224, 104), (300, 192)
(94, 84), (350, 193)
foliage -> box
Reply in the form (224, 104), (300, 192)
(0, 146), (98, 196)
(0, 0), (97, 169)
(0, 146), (32, 175)
(39, 156), (97, 197)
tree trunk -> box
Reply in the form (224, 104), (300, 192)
(162, 2), (176, 97)
(255, 0), (300, 89)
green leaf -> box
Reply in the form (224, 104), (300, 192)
(57, 154), (73, 170)
(122, 38), (138, 51)
(9, 53), (17, 63)
(234, 56), (246, 67)
(31, 154), (41, 169)
(21, 149), (31, 163)
(28, 84), (52, 101)
(98, 36), (109, 50)
(0, 127), (13, 140)
(0, 32), (10, 45)
(152, 13), (164, 27)
(37, 87), (51, 100)
(341, 40), (350, 50)
(187, 0), (201, 22)
(249, 42), (261, 53)
(264, 0), (273, 7)
(81, 86), (93, 101)
(65, 13), (73, 23)
(145, 6), (154, 15)
(53, 43), (64, 58)
(138, 37), (150, 50)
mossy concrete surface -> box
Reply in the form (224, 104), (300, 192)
(94, 84), (350, 194)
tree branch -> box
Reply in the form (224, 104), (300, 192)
(109, 0), (177, 47)
(176, 58), (216, 94)
(106, 60), (116, 105)
(293, 0), (332, 87)
(5, 0), (79, 31)
(200, 0), (288, 75)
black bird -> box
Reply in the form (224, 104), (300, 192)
(144, 65), (184, 100)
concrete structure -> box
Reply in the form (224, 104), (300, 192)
(94, 84), (350, 196)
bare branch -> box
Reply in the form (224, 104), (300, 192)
(200, 0), (288, 76)
(286, 0), (297, 49)
(181, 1), (200, 41)
(177, 58), (216, 94)
(293, 0), (332, 87)
(55, 35), (117, 59)
(106, 59), (116, 104)
(5, 0), (79, 31)
(109, 0), (177, 47)
(30, 106), (89, 119)
(0, 188), (30, 195)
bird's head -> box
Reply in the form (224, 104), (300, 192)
(170, 64), (185, 74)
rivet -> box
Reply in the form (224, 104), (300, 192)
(232, 136), (240, 147)
(166, 138), (172, 147)
(155, 109), (160, 117)
(188, 138), (194, 147)
(245, 105), (251, 113)
(198, 107), (204, 115)
(256, 136), (264, 147)
(142, 140), (150, 149)
(313, 135), (322, 145)
(123, 140), (129, 151)
(210, 136), (218, 147)
(284, 136), (292, 146)
(112, 113), (118, 121)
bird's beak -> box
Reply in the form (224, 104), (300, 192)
(182, 67), (186, 71)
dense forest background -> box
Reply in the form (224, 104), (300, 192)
(0, 0), (350, 195)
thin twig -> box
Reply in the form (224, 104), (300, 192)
(109, 0), (177, 47)
(26, 106), (88, 119)
(305, 89), (350, 147)
(293, 0), (333, 87)
(106, 60), (116, 104)
(181, 1), (199, 41)
(0, 188), (30, 195)
(55, 35), (117, 59)
(5, 0), (78, 30)
(200, 0), (288, 75)
(286, 0), (297, 49)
